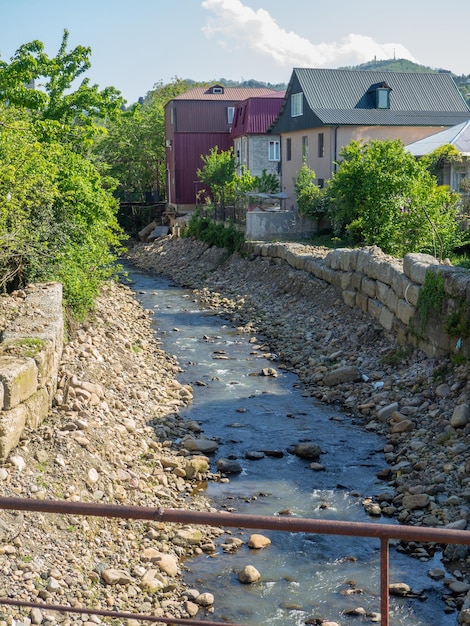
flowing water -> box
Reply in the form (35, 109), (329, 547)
(126, 264), (456, 626)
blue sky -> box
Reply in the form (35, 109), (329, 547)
(1, 0), (468, 104)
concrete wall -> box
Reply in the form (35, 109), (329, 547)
(245, 241), (470, 359)
(0, 283), (63, 459)
(245, 210), (317, 241)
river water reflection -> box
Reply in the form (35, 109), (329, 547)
(126, 265), (456, 626)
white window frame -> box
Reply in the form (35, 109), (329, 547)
(291, 92), (303, 117)
(268, 140), (280, 161)
(227, 107), (235, 124)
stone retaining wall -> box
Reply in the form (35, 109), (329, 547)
(245, 241), (470, 360)
(0, 283), (63, 459)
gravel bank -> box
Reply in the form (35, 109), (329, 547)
(0, 281), (224, 625)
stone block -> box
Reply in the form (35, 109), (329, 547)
(340, 272), (353, 290)
(361, 277), (376, 298)
(379, 306), (395, 331)
(351, 272), (364, 291)
(0, 404), (28, 459)
(356, 292), (369, 313)
(25, 387), (51, 429)
(403, 280), (420, 307)
(377, 281), (398, 313)
(368, 299), (382, 320)
(396, 299), (415, 326)
(342, 290), (357, 308)
(403, 253), (439, 284)
(0, 356), (38, 410)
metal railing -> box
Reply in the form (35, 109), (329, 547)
(1, 496), (469, 626)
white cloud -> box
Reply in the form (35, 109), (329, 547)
(201, 0), (416, 68)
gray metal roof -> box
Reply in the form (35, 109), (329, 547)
(272, 68), (470, 129)
(405, 119), (470, 155)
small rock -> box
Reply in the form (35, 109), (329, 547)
(238, 565), (261, 584)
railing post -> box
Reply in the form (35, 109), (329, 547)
(380, 537), (389, 626)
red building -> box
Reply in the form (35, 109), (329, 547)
(164, 84), (278, 212)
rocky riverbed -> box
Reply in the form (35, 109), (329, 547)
(2, 234), (470, 625)
(126, 236), (470, 621)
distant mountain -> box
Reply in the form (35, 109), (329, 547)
(183, 59), (470, 103)
(342, 58), (470, 103)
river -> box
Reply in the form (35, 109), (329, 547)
(126, 264), (456, 626)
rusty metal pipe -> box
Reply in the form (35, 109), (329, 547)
(0, 597), (242, 626)
(1, 496), (469, 546)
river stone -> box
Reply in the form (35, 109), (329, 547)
(451, 404), (470, 428)
(377, 402), (399, 422)
(141, 549), (179, 576)
(391, 419), (414, 433)
(238, 565), (261, 584)
(102, 568), (133, 585)
(182, 436), (219, 453)
(322, 366), (360, 386)
(216, 458), (243, 473)
(140, 569), (165, 593)
(293, 442), (322, 460)
(389, 582), (411, 596)
(196, 592), (214, 606)
(449, 581), (470, 594)
(185, 456), (210, 478)
(245, 450), (265, 460)
(402, 494), (430, 510)
(173, 527), (203, 546)
(248, 534), (271, 549)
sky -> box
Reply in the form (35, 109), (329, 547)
(1, 0), (468, 105)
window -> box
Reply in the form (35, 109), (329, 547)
(318, 132), (324, 158)
(376, 88), (390, 109)
(318, 178), (324, 189)
(212, 86), (224, 94)
(302, 136), (308, 160)
(291, 92), (303, 117)
(227, 107), (235, 124)
(286, 138), (292, 161)
(269, 140), (280, 161)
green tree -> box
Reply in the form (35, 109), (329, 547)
(254, 169), (280, 194)
(294, 163), (324, 218)
(325, 139), (461, 257)
(94, 78), (192, 201)
(0, 34), (125, 318)
(0, 30), (124, 149)
(197, 146), (237, 208)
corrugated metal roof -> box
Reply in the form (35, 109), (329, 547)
(406, 119), (470, 155)
(172, 85), (278, 101)
(295, 68), (469, 113)
(231, 94), (285, 137)
(272, 68), (470, 130)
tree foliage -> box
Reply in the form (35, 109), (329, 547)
(0, 30), (124, 149)
(325, 139), (461, 258)
(0, 34), (125, 318)
(94, 78), (193, 201)
(294, 163), (324, 218)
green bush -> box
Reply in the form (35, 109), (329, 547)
(325, 139), (461, 258)
(183, 213), (245, 255)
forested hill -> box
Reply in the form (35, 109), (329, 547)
(186, 58), (470, 103)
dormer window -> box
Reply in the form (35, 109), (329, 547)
(371, 82), (391, 109)
(212, 86), (224, 94)
(376, 87), (391, 109)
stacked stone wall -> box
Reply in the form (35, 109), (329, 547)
(0, 283), (63, 459)
(246, 241), (470, 360)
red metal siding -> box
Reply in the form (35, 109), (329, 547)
(231, 96), (284, 138)
(174, 101), (237, 133)
(174, 133), (232, 206)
